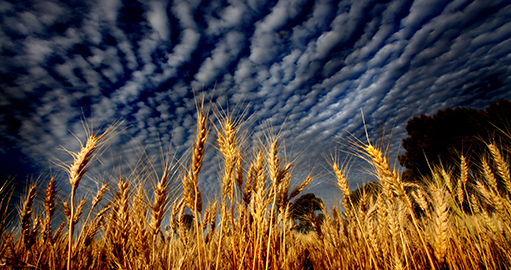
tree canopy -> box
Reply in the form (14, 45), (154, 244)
(398, 98), (511, 181)
(288, 193), (325, 234)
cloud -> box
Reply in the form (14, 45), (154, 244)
(194, 31), (245, 86)
(162, 28), (200, 77)
(23, 37), (54, 65)
(248, 0), (310, 65)
(172, 0), (201, 30)
(97, 0), (122, 22)
(205, 1), (249, 36)
(147, 1), (170, 40)
(401, 0), (447, 33)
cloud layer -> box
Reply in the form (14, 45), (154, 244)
(1, 0), (511, 201)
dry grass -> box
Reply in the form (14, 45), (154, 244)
(1, 106), (511, 270)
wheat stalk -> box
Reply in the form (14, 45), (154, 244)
(250, 150), (267, 220)
(365, 143), (436, 270)
(243, 164), (255, 205)
(277, 163), (291, 211)
(114, 177), (130, 251)
(265, 138), (283, 270)
(330, 160), (354, 221)
(333, 162), (350, 197)
(92, 183), (108, 209)
(477, 180), (510, 225)
(187, 99), (212, 270)
(26, 215), (40, 254)
(250, 150), (266, 270)
(183, 109), (208, 213)
(412, 189), (429, 213)
(365, 203), (380, 260)
(132, 185), (150, 265)
(60, 119), (121, 270)
(235, 149), (244, 193)
(72, 198), (86, 229)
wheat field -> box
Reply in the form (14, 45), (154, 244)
(1, 103), (511, 270)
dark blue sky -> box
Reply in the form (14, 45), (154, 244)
(1, 0), (511, 203)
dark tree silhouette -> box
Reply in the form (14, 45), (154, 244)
(398, 99), (511, 182)
(486, 99), (511, 133)
(288, 193), (325, 234)
(171, 213), (194, 235)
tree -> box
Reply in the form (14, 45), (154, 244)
(398, 99), (511, 182)
(486, 98), (511, 133)
(288, 193), (325, 234)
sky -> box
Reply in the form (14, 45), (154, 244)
(1, 0), (511, 204)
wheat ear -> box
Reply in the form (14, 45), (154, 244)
(440, 167), (453, 193)
(482, 158), (499, 192)
(217, 118), (237, 200)
(115, 177), (130, 250)
(457, 155), (468, 205)
(488, 143), (511, 193)
(43, 176), (56, 244)
(150, 171), (169, 237)
(331, 161), (353, 219)
(267, 139), (280, 185)
(19, 183), (37, 252)
(288, 176), (313, 201)
(411, 189), (429, 213)
(365, 145), (403, 197)
(183, 109), (207, 213)
(132, 185), (150, 265)
(432, 186), (449, 264)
